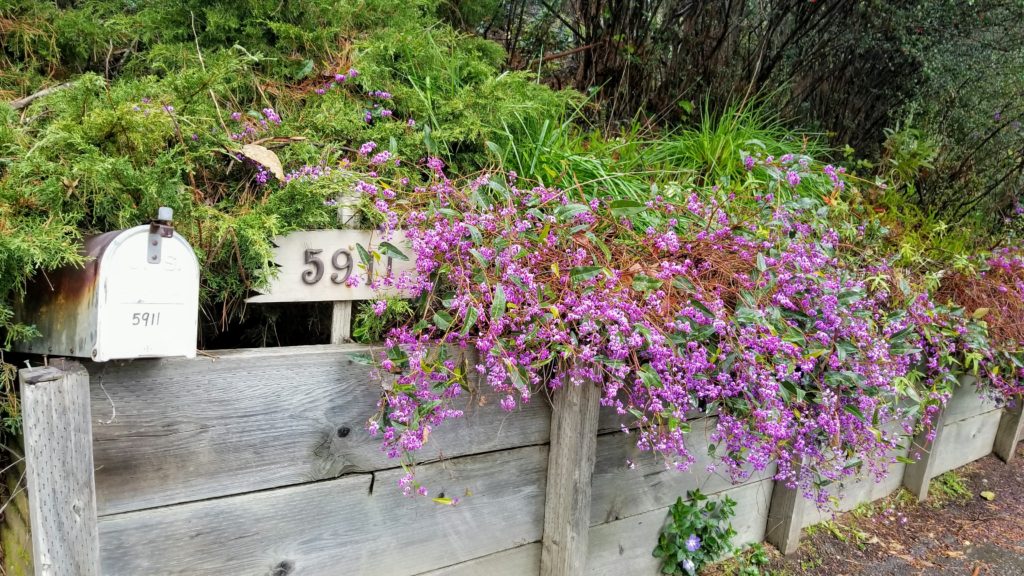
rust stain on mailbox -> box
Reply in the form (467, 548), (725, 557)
(18, 231), (120, 357)
(13, 218), (199, 361)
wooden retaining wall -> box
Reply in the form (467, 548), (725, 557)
(8, 346), (1024, 575)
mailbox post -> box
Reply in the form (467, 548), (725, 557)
(14, 208), (200, 361)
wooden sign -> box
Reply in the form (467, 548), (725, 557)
(246, 229), (416, 304)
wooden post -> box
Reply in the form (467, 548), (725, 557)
(330, 302), (352, 344)
(541, 381), (601, 576)
(765, 468), (808, 556)
(903, 408), (947, 502)
(994, 397), (1024, 463)
(330, 195), (360, 343)
(20, 361), (100, 576)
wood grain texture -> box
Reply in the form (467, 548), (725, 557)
(418, 544), (541, 576)
(903, 405), (947, 502)
(98, 445), (547, 576)
(801, 459), (907, 528)
(86, 345), (550, 515)
(765, 459), (807, 556)
(586, 478), (774, 576)
(20, 362), (100, 576)
(590, 416), (776, 527)
(993, 398), (1024, 463)
(930, 409), (1001, 476)
(329, 301), (352, 343)
(800, 418), (911, 528)
(541, 382), (601, 576)
(943, 377), (997, 425)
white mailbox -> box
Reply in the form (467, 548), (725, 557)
(14, 208), (200, 361)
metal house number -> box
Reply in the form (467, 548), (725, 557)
(300, 248), (393, 286)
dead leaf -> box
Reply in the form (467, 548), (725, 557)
(943, 550), (965, 558)
(980, 490), (996, 501)
(239, 143), (284, 180)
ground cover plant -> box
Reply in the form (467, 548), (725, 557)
(358, 143), (1024, 504)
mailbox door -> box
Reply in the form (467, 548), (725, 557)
(93, 226), (200, 361)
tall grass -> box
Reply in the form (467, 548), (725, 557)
(489, 100), (828, 205)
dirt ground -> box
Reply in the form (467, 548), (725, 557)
(720, 444), (1024, 575)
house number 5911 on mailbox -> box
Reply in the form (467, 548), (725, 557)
(14, 207), (200, 362)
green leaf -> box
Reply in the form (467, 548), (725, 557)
(469, 249), (489, 268)
(460, 307), (478, 336)
(433, 311), (453, 330)
(378, 241), (409, 261)
(555, 203), (591, 221)
(844, 404), (866, 421)
(490, 285), (507, 321)
(505, 358), (529, 393)
(673, 277), (695, 292)
(632, 275), (663, 292)
(570, 266), (605, 282)
(890, 342), (922, 356)
(355, 242), (373, 269)
(638, 364), (662, 388)
(610, 199), (646, 217)
(348, 352), (374, 365)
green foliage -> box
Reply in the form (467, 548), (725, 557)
(0, 0), (572, 349)
(646, 103), (824, 188)
(353, 298), (414, 343)
(654, 490), (738, 575)
(930, 470), (972, 507)
(492, 100), (822, 209)
(355, 25), (578, 170)
(0, 359), (18, 436)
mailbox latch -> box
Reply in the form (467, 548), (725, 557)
(148, 207), (175, 264)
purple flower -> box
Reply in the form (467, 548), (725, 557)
(373, 300), (387, 316)
(230, 112), (242, 121)
(359, 141), (378, 156)
(786, 170), (801, 188)
(262, 108), (281, 124)
(407, 118), (416, 127)
(500, 395), (516, 411)
(743, 156), (756, 171)
(370, 151), (393, 166)
(685, 534), (701, 552)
